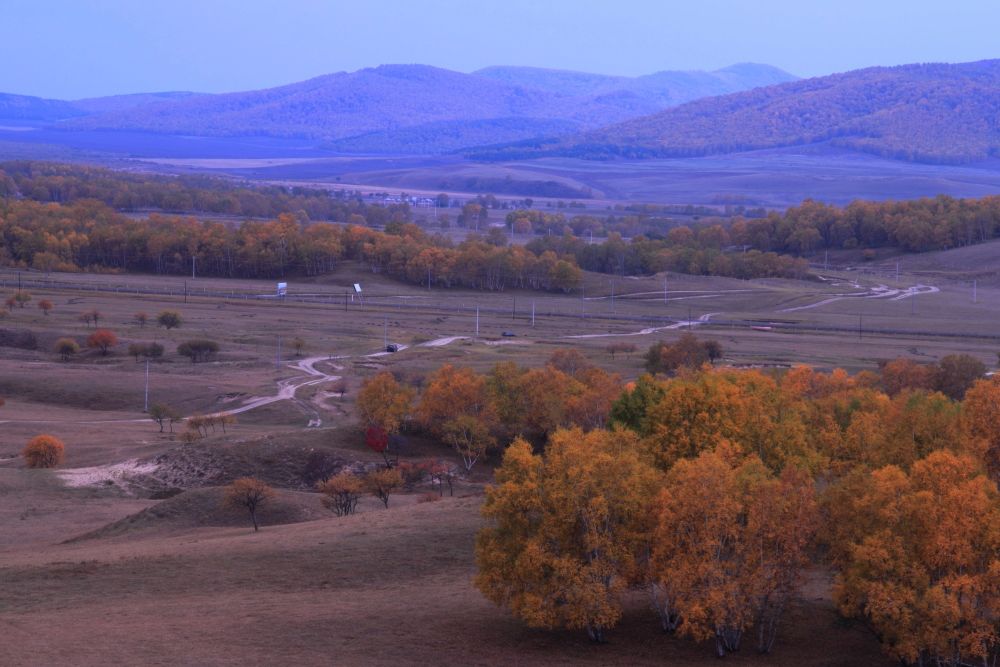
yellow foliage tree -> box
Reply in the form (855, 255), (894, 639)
(475, 429), (659, 643)
(651, 447), (817, 656)
(833, 450), (1000, 665)
(356, 371), (414, 436)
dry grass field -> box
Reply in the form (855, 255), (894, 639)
(1, 255), (996, 665)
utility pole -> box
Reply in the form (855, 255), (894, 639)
(531, 299), (535, 327)
(512, 296), (516, 321)
(192, 256), (196, 280)
(663, 277), (668, 305)
(384, 316), (388, 348)
(184, 280), (188, 303)
(143, 359), (149, 413)
(427, 266), (431, 291)
(824, 250), (828, 271)
(610, 280), (615, 314)
(276, 336), (281, 370)
(858, 314), (863, 340)
(973, 279), (978, 303)
(688, 305), (692, 329)
(475, 306), (480, 337)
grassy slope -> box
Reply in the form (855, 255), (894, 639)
(0, 495), (892, 666)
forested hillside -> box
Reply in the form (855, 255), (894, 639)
(525, 60), (1000, 164)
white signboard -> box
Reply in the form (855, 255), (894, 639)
(277, 282), (287, 296)
(353, 283), (362, 293)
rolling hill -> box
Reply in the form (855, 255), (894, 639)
(0, 92), (86, 122)
(55, 63), (795, 152)
(71, 91), (207, 114)
(549, 60), (1000, 164)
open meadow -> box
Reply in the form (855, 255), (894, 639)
(1, 257), (997, 666)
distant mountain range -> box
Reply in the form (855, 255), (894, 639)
(3, 60), (997, 164)
(529, 60), (1000, 164)
(0, 63), (795, 152)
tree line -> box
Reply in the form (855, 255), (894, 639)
(0, 200), (582, 291)
(0, 161), (394, 222)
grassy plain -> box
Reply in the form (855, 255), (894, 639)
(0, 257), (995, 665)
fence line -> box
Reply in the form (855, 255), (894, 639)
(3, 272), (999, 343)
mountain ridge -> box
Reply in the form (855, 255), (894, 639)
(41, 62), (795, 151)
(544, 59), (1000, 164)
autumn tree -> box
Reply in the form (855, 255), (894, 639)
(37, 299), (53, 316)
(934, 353), (986, 399)
(441, 413), (495, 471)
(149, 403), (180, 433)
(356, 372), (415, 454)
(547, 348), (591, 377)
(419, 364), (498, 469)
(223, 478), (275, 532)
(644, 333), (721, 375)
(14, 291), (30, 308)
(128, 342), (164, 361)
(963, 377), (1000, 481)
(605, 342), (637, 359)
(135, 311), (148, 328)
(364, 425), (393, 466)
(54, 337), (79, 361)
(86, 329), (118, 355)
(640, 369), (813, 473)
(651, 448), (817, 656)
(475, 429), (659, 643)
(879, 357), (936, 396)
(364, 467), (403, 508)
(832, 451), (1000, 666)
(291, 337), (305, 357)
(177, 339), (219, 363)
(23, 434), (66, 468)
(318, 472), (363, 516)
(157, 310), (182, 330)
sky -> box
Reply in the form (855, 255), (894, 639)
(3, 0), (999, 99)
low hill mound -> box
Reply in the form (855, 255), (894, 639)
(68, 487), (327, 541)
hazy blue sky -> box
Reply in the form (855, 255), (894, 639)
(4, 0), (999, 99)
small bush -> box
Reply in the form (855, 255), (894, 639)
(318, 472), (363, 517)
(417, 492), (441, 503)
(23, 434), (65, 468)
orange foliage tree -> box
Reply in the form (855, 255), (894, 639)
(651, 448), (817, 656)
(356, 372), (415, 465)
(86, 328), (118, 355)
(831, 451), (1000, 666)
(475, 429), (659, 643)
(419, 365), (497, 470)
